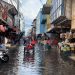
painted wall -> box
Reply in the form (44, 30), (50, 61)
(36, 8), (46, 35)
(46, 15), (51, 31)
(71, 0), (75, 30)
(46, 0), (52, 32)
(40, 14), (46, 33)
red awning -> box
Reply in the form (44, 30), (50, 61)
(0, 25), (6, 32)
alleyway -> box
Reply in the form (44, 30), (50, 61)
(0, 45), (75, 75)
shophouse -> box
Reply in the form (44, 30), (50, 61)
(51, 0), (75, 53)
(0, 0), (20, 45)
(51, 0), (71, 33)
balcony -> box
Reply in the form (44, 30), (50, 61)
(42, 4), (50, 14)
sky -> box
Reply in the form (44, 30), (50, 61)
(20, 0), (47, 35)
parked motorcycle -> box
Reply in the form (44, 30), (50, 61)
(0, 49), (9, 62)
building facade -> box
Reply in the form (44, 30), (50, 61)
(36, 9), (42, 35)
(51, 0), (72, 33)
(50, 0), (75, 42)
(45, 0), (52, 32)
(2, 0), (20, 31)
(0, 0), (21, 44)
(36, 0), (51, 35)
(41, 14), (46, 33)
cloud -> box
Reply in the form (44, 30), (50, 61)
(20, 0), (47, 17)
(20, 0), (42, 20)
(20, 0), (47, 35)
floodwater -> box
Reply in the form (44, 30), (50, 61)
(0, 45), (75, 75)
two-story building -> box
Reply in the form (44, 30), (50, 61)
(51, 0), (72, 33)
(0, 0), (20, 44)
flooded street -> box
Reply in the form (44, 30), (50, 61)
(0, 45), (75, 75)
(0, 0), (75, 75)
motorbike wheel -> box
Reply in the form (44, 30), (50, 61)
(2, 55), (9, 62)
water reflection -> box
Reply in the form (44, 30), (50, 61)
(23, 49), (34, 63)
(1, 45), (75, 75)
(17, 45), (44, 75)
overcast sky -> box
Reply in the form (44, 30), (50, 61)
(20, 0), (47, 35)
